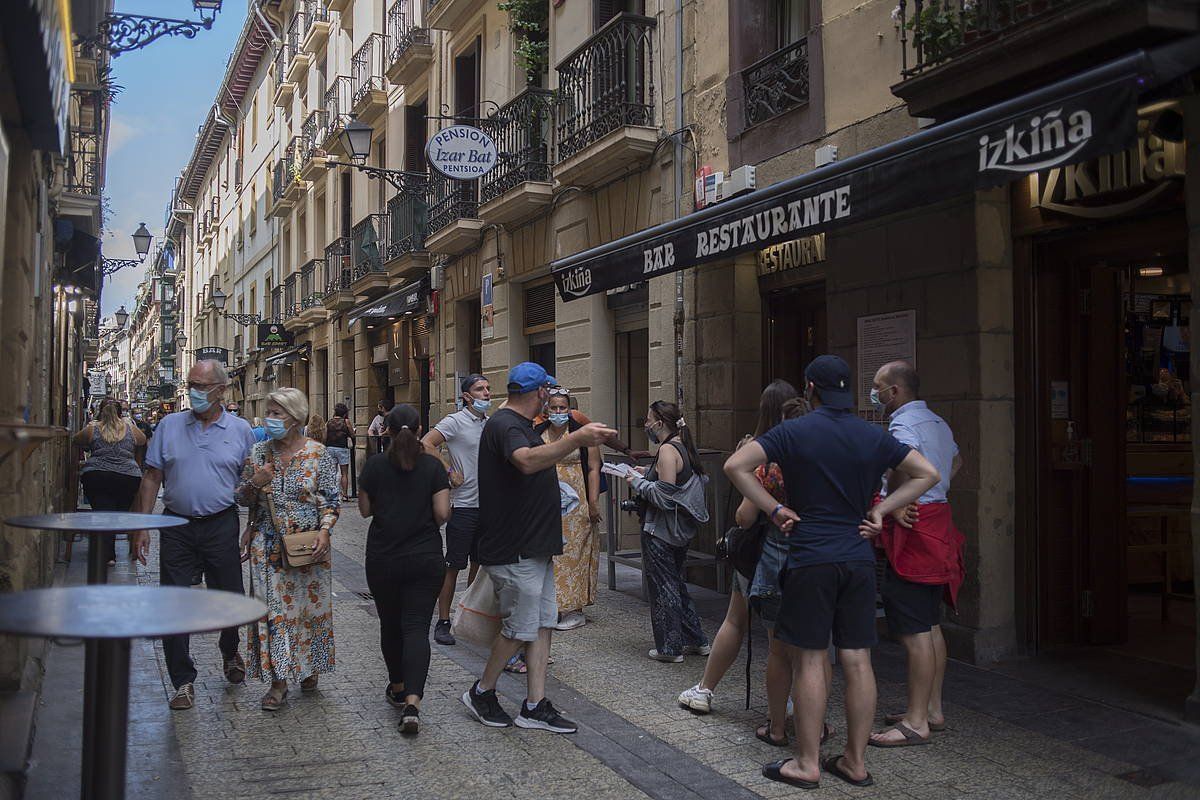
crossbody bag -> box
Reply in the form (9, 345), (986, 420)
(258, 445), (327, 568)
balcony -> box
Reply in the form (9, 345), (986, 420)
(299, 258), (330, 325)
(741, 38), (809, 129)
(555, 13), (658, 188)
(385, 0), (434, 86)
(350, 214), (391, 297)
(323, 76), (354, 156)
(891, 0), (1198, 120)
(300, 109), (330, 180)
(273, 40), (295, 107)
(426, 0), (484, 33)
(302, 0), (333, 53)
(327, 0), (352, 12)
(270, 141), (307, 219)
(385, 189), (430, 281)
(425, 173), (483, 255)
(65, 89), (103, 197)
(323, 238), (356, 311)
(269, 287), (284, 325)
(283, 272), (303, 331)
(479, 88), (555, 225)
(352, 34), (388, 126)
(286, 13), (312, 84)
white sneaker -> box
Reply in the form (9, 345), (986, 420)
(555, 611), (586, 631)
(678, 684), (713, 713)
(648, 649), (684, 663)
(682, 644), (711, 656)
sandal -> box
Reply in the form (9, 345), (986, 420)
(868, 721), (931, 748)
(822, 755), (874, 787)
(503, 653), (528, 674)
(761, 758), (819, 790)
(755, 722), (788, 747)
(261, 685), (288, 711)
(301, 675), (319, 693)
(884, 711), (945, 731)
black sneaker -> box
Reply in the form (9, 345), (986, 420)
(385, 684), (404, 708)
(514, 698), (578, 734)
(461, 681), (513, 728)
(434, 619), (455, 646)
(399, 704), (420, 735)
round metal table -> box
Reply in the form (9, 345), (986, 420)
(0, 586), (265, 800)
(5, 513), (187, 795)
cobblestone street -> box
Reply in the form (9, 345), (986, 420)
(23, 505), (1200, 800)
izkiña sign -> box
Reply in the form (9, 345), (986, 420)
(426, 125), (498, 180)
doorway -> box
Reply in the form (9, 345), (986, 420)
(763, 281), (826, 390)
(1022, 211), (1194, 713)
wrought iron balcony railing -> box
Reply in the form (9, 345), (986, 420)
(300, 258), (326, 306)
(556, 13), (656, 163)
(426, 173), (479, 237)
(352, 33), (388, 107)
(283, 273), (299, 318)
(301, 109), (328, 162)
(351, 214), (390, 278)
(66, 89), (104, 195)
(898, 0), (1087, 77)
(387, 189), (428, 260)
(301, 0), (329, 38)
(388, 0), (431, 65)
(480, 88), (555, 205)
(273, 37), (293, 83)
(286, 11), (305, 62)
(272, 158), (287, 202)
(324, 237), (353, 294)
(742, 38), (809, 128)
(323, 76), (354, 145)
(270, 287), (283, 321)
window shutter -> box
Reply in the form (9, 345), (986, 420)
(523, 281), (556, 333)
(594, 0), (618, 29)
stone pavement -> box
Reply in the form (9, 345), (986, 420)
(23, 503), (1200, 799)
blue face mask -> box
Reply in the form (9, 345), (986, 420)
(548, 412), (570, 427)
(264, 417), (290, 440)
(472, 398), (491, 413)
(189, 388), (213, 414)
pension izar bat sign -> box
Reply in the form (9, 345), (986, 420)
(426, 125), (498, 180)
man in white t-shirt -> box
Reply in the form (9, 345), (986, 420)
(422, 374), (491, 645)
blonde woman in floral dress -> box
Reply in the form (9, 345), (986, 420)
(535, 388), (602, 631)
(238, 388), (340, 710)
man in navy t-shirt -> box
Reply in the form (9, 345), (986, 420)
(725, 355), (939, 790)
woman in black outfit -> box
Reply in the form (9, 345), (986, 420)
(358, 404), (450, 734)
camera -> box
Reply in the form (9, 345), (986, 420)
(619, 499), (640, 514)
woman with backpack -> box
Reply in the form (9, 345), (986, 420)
(626, 400), (711, 663)
(325, 403), (355, 499)
(676, 382), (829, 748)
(535, 387), (602, 631)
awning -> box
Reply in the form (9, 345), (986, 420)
(552, 35), (1200, 301)
(265, 343), (311, 366)
(346, 278), (429, 328)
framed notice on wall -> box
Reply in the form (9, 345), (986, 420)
(481, 272), (494, 340)
(856, 310), (916, 412)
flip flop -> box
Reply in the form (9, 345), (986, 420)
(503, 654), (528, 674)
(762, 758), (819, 790)
(868, 721), (931, 748)
(822, 755), (874, 787)
(755, 723), (788, 747)
(885, 711), (945, 731)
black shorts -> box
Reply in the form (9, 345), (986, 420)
(444, 507), (480, 570)
(882, 565), (944, 636)
(775, 561), (877, 650)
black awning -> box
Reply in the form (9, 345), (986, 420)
(265, 343), (311, 366)
(552, 35), (1200, 301)
(346, 278), (428, 328)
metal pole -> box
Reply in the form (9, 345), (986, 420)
(418, 356), (431, 434)
(81, 533), (109, 794)
(88, 637), (131, 800)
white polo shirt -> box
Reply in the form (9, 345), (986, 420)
(433, 407), (488, 508)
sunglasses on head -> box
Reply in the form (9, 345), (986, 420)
(547, 387), (570, 397)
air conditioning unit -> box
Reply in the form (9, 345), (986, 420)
(715, 165), (756, 202)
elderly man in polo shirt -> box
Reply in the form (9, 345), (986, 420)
(131, 359), (258, 710)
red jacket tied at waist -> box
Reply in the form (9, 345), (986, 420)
(877, 500), (965, 611)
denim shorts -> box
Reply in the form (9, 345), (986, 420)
(485, 557), (557, 642)
(733, 529), (787, 629)
(326, 446), (350, 466)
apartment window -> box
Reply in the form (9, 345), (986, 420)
(462, 297), (483, 375)
(773, 0), (807, 48)
(524, 281), (556, 375)
(405, 102), (427, 173)
(249, 184), (258, 234)
(251, 97), (258, 146)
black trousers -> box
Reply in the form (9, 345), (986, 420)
(641, 532), (707, 656)
(366, 553), (445, 699)
(160, 507), (245, 688)
(80, 470), (141, 562)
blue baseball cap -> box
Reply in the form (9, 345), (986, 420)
(804, 355), (854, 409)
(507, 362), (556, 394)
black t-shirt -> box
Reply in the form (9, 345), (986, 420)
(325, 417), (352, 448)
(358, 452), (450, 560)
(477, 408), (562, 565)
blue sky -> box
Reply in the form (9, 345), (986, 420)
(100, 0), (247, 318)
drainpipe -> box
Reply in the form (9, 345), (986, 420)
(254, 0), (281, 43)
(673, 0), (685, 407)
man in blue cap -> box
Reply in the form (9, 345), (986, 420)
(462, 362), (616, 733)
(725, 354), (940, 790)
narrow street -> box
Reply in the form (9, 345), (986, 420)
(23, 505), (1200, 800)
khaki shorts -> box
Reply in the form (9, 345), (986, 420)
(485, 557), (557, 642)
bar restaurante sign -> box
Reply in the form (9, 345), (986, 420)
(257, 323), (294, 350)
(426, 125), (498, 180)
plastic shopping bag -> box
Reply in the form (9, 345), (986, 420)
(450, 569), (501, 646)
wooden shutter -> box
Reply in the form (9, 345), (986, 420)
(405, 103), (426, 173)
(594, 0), (618, 29)
(523, 281), (555, 334)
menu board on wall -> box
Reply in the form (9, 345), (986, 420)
(857, 310), (917, 412)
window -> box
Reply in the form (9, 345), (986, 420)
(465, 297), (482, 375)
(251, 97), (258, 147)
(773, 0), (807, 48)
(523, 281), (556, 375)
(249, 183), (258, 235)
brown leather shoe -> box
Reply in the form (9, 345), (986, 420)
(169, 683), (195, 710)
(223, 653), (246, 684)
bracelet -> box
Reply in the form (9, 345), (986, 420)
(770, 504), (785, 520)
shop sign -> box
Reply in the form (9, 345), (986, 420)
(856, 310), (916, 413)
(257, 323), (294, 350)
(757, 233), (826, 276)
(89, 374), (107, 397)
(195, 346), (229, 365)
(1028, 113), (1185, 219)
(426, 125), (498, 180)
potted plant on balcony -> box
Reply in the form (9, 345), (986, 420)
(499, 0), (549, 84)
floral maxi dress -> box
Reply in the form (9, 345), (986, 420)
(544, 431), (599, 614)
(237, 439), (340, 682)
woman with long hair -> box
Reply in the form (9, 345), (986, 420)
(324, 403), (355, 498)
(358, 404), (450, 735)
(74, 399), (146, 565)
(307, 413), (327, 444)
(534, 387), (602, 631)
(678, 381), (831, 746)
(626, 400), (711, 663)
(237, 388), (340, 710)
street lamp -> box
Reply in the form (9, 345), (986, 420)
(326, 118), (428, 193)
(109, 345), (119, 359)
(132, 222), (153, 260)
(100, 224), (155, 275)
(176, 332), (188, 349)
(114, 305), (129, 327)
(211, 287), (228, 310)
(341, 119), (374, 163)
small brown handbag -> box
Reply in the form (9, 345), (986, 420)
(265, 490), (325, 568)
